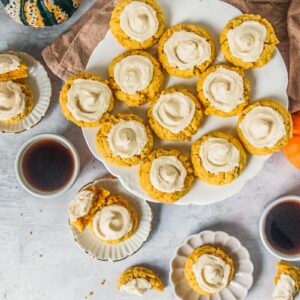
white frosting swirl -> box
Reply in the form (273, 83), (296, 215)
(150, 156), (187, 193)
(0, 81), (26, 121)
(67, 78), (111, 122)
(152, 92), (195, 133)
(239, 106), (286, 148)
(120, 1), (159, 42)
(92, 204), (133, 241)
(203, 67), (244, 112)
(273, 273), (296, 300)
(114, 55), (154, 94)
(68, 190), (94, 221)
(0, 54), (20, 74)
(200, 137), (240, 174)
(192, 254), (231, 294)
(120, 278), (152, 296)
(227, 21), (267, 62)
(108, 120), (148, 158)
(164, 30), (211, 70)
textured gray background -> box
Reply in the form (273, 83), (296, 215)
(0, 1), (300, 300)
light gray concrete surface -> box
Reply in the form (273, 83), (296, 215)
(0, 2), (300, 300)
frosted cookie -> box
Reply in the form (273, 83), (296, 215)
(110, 0), (165, 49)
(59, 72), (114, 127)
(148, 87), (203, 140)
(108, 50), (164, 106)
(273, 261), (300, 300)
(0, 80), (34, 124)
(157, 24), (216, 78)
(68, 185), (111, 232)
(237, 99), (292, 155)
(0, 53), (27, 81)
(184, 245), (235, 296)
(89, 194), (139, 244)
(197, 64), (250, 117)
(220, 14), (279, 69)
(118, 266), (164, 296)
(191, 131), (247, 185)
(96, 113), (153, 167)
(139, 149), (194, 203)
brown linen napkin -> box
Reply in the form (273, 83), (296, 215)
(42, 0), (300, 112)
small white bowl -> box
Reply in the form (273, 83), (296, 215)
(15, 134), (80, 198)
(259, 195), (300, 261)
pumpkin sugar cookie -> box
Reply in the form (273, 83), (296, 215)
(59, 72), (114, 128)
(110, 0), (165, 49)
(184, 245), (234, 295)
(96, 113), (153, 167)
(108, 50), (164, 106)
(148, 87), (203, 141)
(139, 149), (194, 203)
(118, 266), (164, 296)
(158, 23), (215, 78)
(220, 14), (279, 69)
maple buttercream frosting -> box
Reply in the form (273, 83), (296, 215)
(192, 254), (231, 294)
(199, 137), (240, 174)
(68, 190), (95, 221)
(152, 91), (195, 134)
(185, 245), (234, 296)
(220, 14), (279, 69)
(237, 100), (292, 155)
(107, 120), (148, 158)
(113, 55), (154, 94)
(273, 273), (296, 300)
(0, 81), (26, 121)
(92, 204), (133, 241)
(150, 155), (187, 193)
(158, 24), (215, 78)
(120, 1), (159, 43)
(67, 78), (112, 122)
(0, 54), (21, 74)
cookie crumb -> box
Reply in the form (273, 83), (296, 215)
(100, 279), (106, 285)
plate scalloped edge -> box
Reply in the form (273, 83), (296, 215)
(170, 230), (254, 300)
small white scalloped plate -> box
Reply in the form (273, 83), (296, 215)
(70, 178), (152, 262)
(0, 52), (52, 133)
(170, 230), (254, 300)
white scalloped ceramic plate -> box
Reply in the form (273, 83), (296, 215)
(170, 230), (254, 300)
(0, 52), (51, 133)
(70, 178), (152, 261)
(82, 0), (288, 205)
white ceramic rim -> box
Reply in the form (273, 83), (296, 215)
(82, 0), (289, 206)
(69, 177), (153, 261)
(170, 230), (254, 300)
(0, 51), (52, 134)
(259, 195), (300, 261)
(15, 133), (80, 198)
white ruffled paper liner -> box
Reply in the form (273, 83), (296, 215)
(0, 52), (52, 134)
(69, 177), (153, 261)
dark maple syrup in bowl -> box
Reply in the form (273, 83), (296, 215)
(265, 200), (300, 256)
(22, 139), (75, 192)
